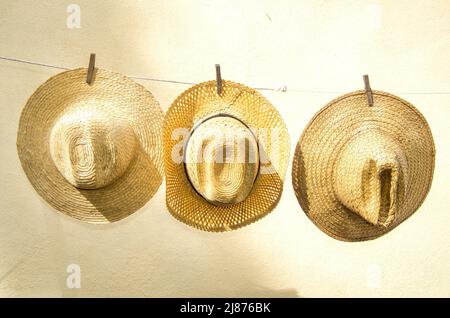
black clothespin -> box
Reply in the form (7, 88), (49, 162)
(363, 74), (373, 106)
(215, 64), (222, 95)
(86, 53), (96, 85)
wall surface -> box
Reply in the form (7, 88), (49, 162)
(0, 0), (449, 297)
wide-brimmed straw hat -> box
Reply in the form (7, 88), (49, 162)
(17, 68), (164, 223)
(164, 80), (290, 231)
(292, 90), (435, 241)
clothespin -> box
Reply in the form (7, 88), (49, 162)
(215, 64), (222, 95)
(86, 53), (96, 85)
(363, 74), (373, 106)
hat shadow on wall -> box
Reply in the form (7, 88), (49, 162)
(79, 142), (164, 223)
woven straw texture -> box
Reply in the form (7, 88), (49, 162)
(164, 80), (290, 231)
(17, 68), (164, 223)
(184, 115), (260, 206)
(292, 90), (435, 241)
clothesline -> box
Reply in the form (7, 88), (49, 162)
(1, 55), (450, 95)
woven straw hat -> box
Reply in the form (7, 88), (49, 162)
(292, 90), (435, 241)
(164, 80), (290, 231)
(17, 68), (164, 223)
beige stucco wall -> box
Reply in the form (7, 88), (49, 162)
(0, 0), (449, 297)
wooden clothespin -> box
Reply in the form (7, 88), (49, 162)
(86, 53), (96, 85)
(363, 74), (373, 106)
(215, 64), (222, 95)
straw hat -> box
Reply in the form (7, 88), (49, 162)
(292, 90), (435, 241)
(17, 68), (164, 223)
(164, 80), (290, 231)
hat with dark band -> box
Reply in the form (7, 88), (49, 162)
(164, 80), (290, 231)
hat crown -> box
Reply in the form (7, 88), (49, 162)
(334, 130), (408, 227)
(185, 116), (259, 205)
(49, 105), (137, 189)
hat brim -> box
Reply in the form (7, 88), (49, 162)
(164, 80), (290, 231)
(17, 68), (164, 223)
(292, 90), (435, 241)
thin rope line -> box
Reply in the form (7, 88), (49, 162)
(1, 55), (450, 95)
(0, 56), (70, 71)
(255, 87), (343, 94)
(388, 91), (450, 95)
(128, 75), (195, 85)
